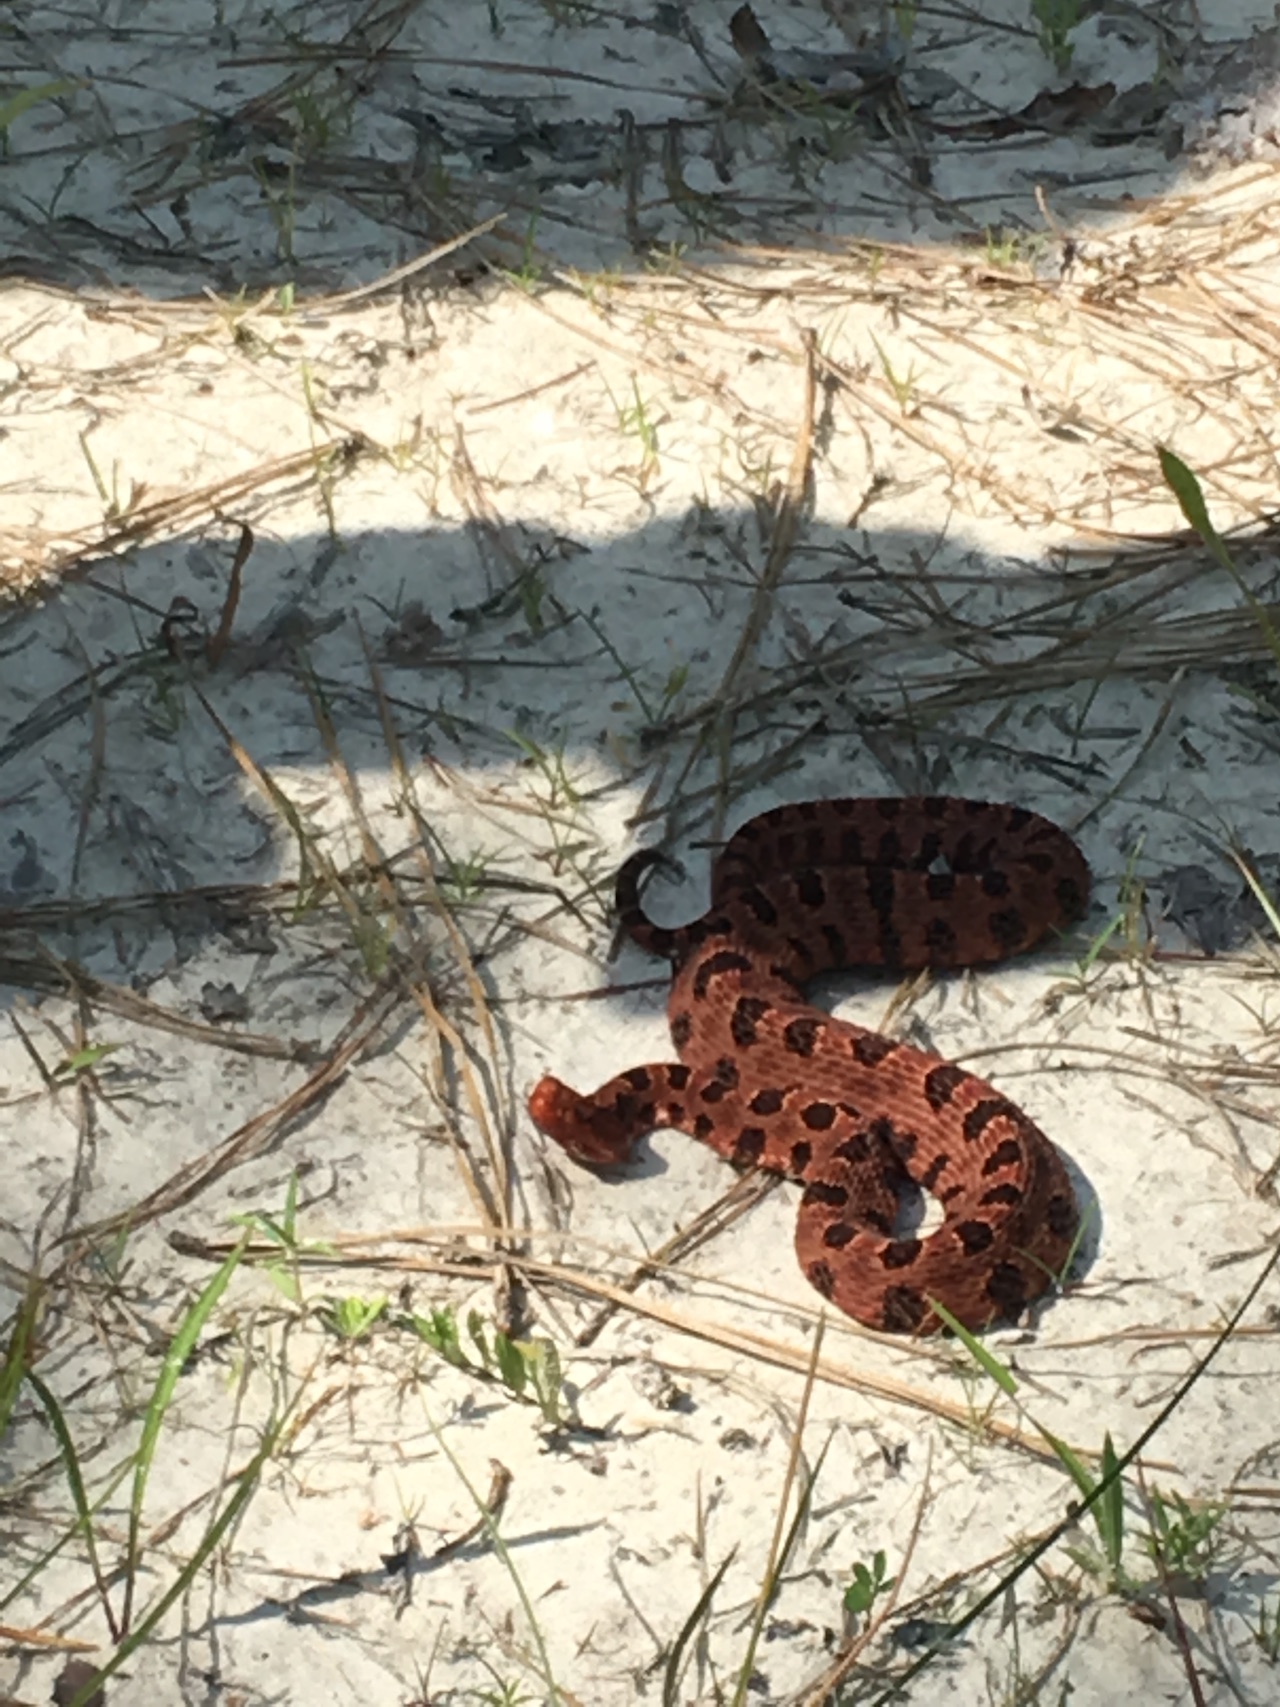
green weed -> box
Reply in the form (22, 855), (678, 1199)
(320, 1293), (388, 1341)
(869, 333), (919, 415)
(142, 654), (190, 734)
(644, 239), (689, 276)
(1030, 0), (1083, 73)
(1143, 1486), (1225, 1583)
(506, 728), (580, 812)
(506, 213), (544, 291)
(405, 1305), (566, 1426)
(892, 2), (919, 44)
(1076, 835), (1146, 973)
(439, 847), (495, 903)
(289, 80), (353, 153)
(658, 661), (689, 721)
(251, 154), (298, 264)
(844, 1548), (896, 1622)
(613, 375), (662, 491)
(232, 1171), (335, 1305)
(52, 1041), (123, 1084)
(78, 429), (137, 525)
(982, 228), (1050, 270)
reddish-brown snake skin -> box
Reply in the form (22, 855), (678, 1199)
(529, 797), (1089, 1334)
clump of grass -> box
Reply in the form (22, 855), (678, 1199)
(234, 1182), (569, 1425)
(404, 1304), (567, 1427)
(1143, 1484), (1225, 1586)
(933, 1304), (1229, 1604)
(853, 1269), (1275, 1707)
(2, 1236), (293, 1707)
(319, 1292), (388, 1341)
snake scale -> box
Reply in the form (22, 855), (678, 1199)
(528, 797), (1089, 1335)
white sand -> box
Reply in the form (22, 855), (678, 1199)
(4, 4), (1280, 1705)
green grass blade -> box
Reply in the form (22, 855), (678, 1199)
(24, 1369), (118, 1637)
(424, 1407), (562, 1705)
(122, 1234), (248, 1631)
(662, 1549), (736, 1707)
(0, 1453), (135, 1616)
(0, 1275), (42, 1433)
(0, 79), (80, 134)
(927, 1301), (1019, 1396)
(1159, 445), (1280, 664)
(1037, 1426), (1097, 1505)
(64, 1416), (283, 1707)
(1158, 446), (1224, 558)
(1099, 1431), (1125, 1571)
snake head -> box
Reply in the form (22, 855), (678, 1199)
(528, 1074), (640, 1166)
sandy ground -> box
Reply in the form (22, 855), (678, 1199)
(4, 3), (1280, 1705)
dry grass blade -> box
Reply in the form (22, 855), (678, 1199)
(355, 625), (521, 1320)
(8, 9), (1280, 1701)
(794, 1444), (934, 1706)
(573, 1168), (782, 1347)
(205, 522), (252, 666)
(0, 946), (320, 1060)
(175, 1223), (1100, 1464)
(63, 977), (403, 1243)
(730, 1313), (826, 1707)
(659, 324), (818, 835)
(865, 1235), (1280, 1705)
(300, 212), (506, 310)
(708, 326), (817, 715)
(29, 440), (363, 591)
